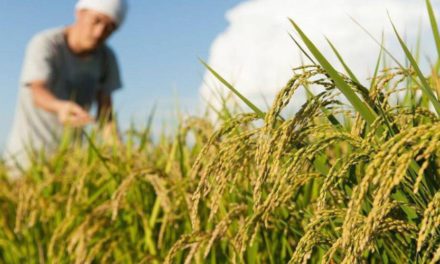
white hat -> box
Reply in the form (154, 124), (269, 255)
(76, 0), (128, 27)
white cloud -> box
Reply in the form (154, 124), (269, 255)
(200, 0), (438, 112)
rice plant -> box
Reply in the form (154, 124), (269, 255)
(1, 0), (440, 263)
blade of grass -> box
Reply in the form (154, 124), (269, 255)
(350, 15), (434, 115)
(349, 15), (404, 69)
(389, 14), (440, 115)
(139, 103), (157, 152)
(369, 34), (400, 136)
(326, 37), (361, 84)
(303, 83), (342, 129)
(200, 60), (266, 119)
(82, 130), (112, 175)
(370, 32), (384, 90)
(426, 0), (440, 62)
(289, 19), (379, 126)
(289, 33), (316, 65)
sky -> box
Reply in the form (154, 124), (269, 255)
(1, 0), (439, 150)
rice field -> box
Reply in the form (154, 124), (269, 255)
(1, 1), (440, 263)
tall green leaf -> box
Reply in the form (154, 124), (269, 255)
(426, 0), (440, 61)
(389, 16), (440, 115)
(289, 33), (316, 65)
(326, 37), (361, 84)
(289, 19), (379, 125)
(200, 60), (266, 119)
(370, 32), (384, 90)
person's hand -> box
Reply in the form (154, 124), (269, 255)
(55, 101), (94, 127)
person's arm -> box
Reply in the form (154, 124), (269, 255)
(30, 80), (93, 127)
(22, 34), (93, 127)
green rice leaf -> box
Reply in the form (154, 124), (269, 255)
(370, 32), (384, 90)
(389, 16), (440, 115)
(289, 19), (379, 125)
(200, 60), (266, 119)
(326, 37), (361, 84)
(426, 0), (440, 61)
(289, 33), (316, 65)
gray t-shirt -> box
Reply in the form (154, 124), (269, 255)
(3, 27), (122, 172)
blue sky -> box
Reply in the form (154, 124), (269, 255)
(0, 0), (243, 149)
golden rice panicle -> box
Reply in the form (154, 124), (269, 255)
(66, 216), (106, 264)
(254, 73), (306, 207)
(256, 113), (323, 220)
(254, 76), (341, 217)
(413, 133), (440, 194)
(430, 245), (440, 264)
(418, 191), (440, 252)
(341, 131), (409, 252)
(342, 124), (440, 258)
(322, 238), (348, 264)
(163, 234), (192, 264)
(376, 218), (417, 234)
(289, 209), (344, 264)
(234, 213), (259, 254)
(204, 205), (246, 258)
(253, 66), (330, 207)
(143, 172), (172, 213)
(189, 113), (259, 230)
(317, 151), (369, 211)
(111, 173), (137, 221)
(355, 201), (415, 255)
(233, 85), (339, 254)
(180, 117), (214, 144)
(207, 132), (255, 221)
(48, 214), (77, 260)
(164, 232), (209, 264)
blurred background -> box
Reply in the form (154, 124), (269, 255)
(0, 0), (438, 150)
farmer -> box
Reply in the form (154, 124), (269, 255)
(3, 0), (128, 178)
